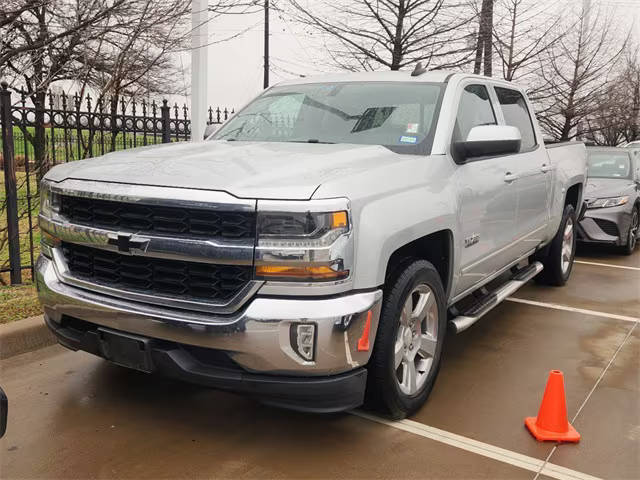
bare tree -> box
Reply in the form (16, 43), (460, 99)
(491, 0), (563, 81)
(584, 49), (640, 145)
(287, 0), (475, 72)
(532, 4), (628, 141)
(1, 0), (136, 177)
(473, 0), (494, 76)
(1, 0), (260, 173)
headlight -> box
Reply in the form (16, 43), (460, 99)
(39, 181), (61, 256)
(255, 201), (352, 282)
(587, 196), (629, 209)
(39, 181), (60, 218)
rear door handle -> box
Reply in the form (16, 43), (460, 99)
(504, 172), (518, 183)
(541, 164), (552, 173)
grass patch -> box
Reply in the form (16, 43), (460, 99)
(0, 283), (41, 324)
(0, 170), (41, 277)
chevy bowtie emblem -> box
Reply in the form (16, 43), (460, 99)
(107, 233), (150, 254)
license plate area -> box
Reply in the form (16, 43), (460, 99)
(97, 329), (153, 373)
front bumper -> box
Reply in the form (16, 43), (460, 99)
(44, 315), (368, 413)
(36, 254), (382, 377)
(577, 204), (632, 246)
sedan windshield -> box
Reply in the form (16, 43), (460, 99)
(587, 152), (632, 178)
(212, 82), (445, 155)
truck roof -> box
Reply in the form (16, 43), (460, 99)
(275, 69), (453, 86)
(274, 69), (523, 89)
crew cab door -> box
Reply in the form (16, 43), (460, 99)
(452, 83), (518, 296)
(492, 86), (550, 255)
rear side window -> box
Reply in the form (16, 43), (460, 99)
(453, 85), (496, 143)
(495, 87), (536, 151)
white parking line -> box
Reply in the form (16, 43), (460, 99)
(575, 260), (640, 271)
(351, 411), (602, 480)
(506, 297), (640, 323)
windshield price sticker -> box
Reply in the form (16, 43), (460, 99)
(399, 136), (418, 144)
(406, 123), (419, 133)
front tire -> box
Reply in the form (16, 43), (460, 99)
(620, 206), (638, 256)
(365, 260), (447, 419)
(535, 204), (577, 286)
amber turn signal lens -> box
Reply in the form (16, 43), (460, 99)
(41, 230), (61, 247)
(331, 211), (348, 229)
(256, 265), (349, 281)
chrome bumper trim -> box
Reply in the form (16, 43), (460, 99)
(37, 255), (382, 375)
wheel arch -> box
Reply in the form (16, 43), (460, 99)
(384, 230), (453, 299)
(565, 183), (582, 210)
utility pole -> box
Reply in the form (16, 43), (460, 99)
(191, 0), (208, 141)
(264, 0), (269, 89)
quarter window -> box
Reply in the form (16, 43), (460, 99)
(453, 84), (497, 143)
(495, 87), (536, 151)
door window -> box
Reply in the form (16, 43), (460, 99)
(453, 84), (497, 143)
(494, 87), (536, 151)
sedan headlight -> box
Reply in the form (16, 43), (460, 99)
(255, 201), (353, 282)
(587, 196), (629, 209)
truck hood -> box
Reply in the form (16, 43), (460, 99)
(584, 177), (636, 200)
(45, 141), (400, 200)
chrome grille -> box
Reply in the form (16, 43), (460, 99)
(60, 195), (256, 239)
(61, 242), (252, 303)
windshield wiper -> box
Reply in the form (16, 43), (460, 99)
(286, 139), (335, 144)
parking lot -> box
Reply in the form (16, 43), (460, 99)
(1, 246), (638, 480)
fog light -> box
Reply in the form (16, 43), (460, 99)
(292, 323), (316, 361)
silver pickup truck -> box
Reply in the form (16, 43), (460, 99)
(37, 70), (587, 418)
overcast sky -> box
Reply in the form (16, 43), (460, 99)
(176, 0), (640, 111)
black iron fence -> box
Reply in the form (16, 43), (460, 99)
(0, 80), (233, 285)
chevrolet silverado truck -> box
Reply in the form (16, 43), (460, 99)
(37, 70), (587, 418)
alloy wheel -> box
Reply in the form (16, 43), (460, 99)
(630, 210), (639, 250)
(394, 284), (439, 396)
(561, 217), (574, 274)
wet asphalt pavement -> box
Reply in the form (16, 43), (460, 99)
(1, 246), (638, 479)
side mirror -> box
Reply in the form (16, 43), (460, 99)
(203, 123), (219, 140)
(0, 386), (7, 438)
(454, 125), (522, 163)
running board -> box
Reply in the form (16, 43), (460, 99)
(448, 261), (544, 334)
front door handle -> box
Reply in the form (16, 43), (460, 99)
(541, 164), (552, 173)
(504, 172), (518, 183)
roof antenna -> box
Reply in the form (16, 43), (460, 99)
(411, 62), (428, 77)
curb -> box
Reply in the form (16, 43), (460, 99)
(0, 315), (56, 360)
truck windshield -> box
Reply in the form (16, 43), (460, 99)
(587, 152), (632, 179)
(212, 82), (445, 155)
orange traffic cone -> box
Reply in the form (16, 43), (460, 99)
(525, 370), (580, 443)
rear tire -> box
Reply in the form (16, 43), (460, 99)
(365, 260), (447, 419)
(620, 206), (638, 256)
(535, 204), (577, 286)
